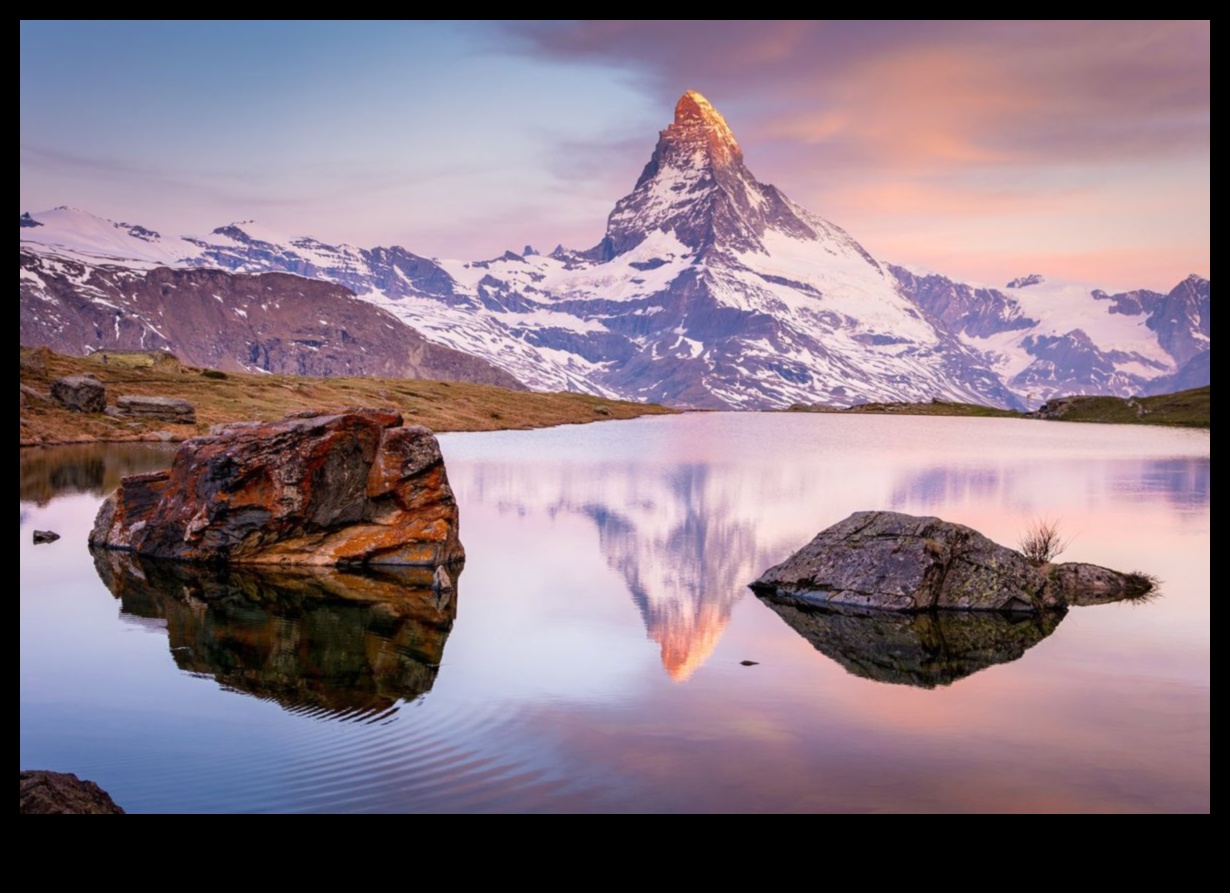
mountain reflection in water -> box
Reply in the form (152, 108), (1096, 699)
(91, 549), (457, 721)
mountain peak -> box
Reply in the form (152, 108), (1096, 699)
(675, 90), (723, 126)
(665, 90), (741, 168)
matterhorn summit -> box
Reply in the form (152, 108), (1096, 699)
(594, 90), (838, 262)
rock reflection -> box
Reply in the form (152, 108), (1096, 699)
(756, 593), (1065, 688)
(20, 443), (176, 505)
(92, 549), (458, 720)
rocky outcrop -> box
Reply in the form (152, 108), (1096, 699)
(89, 408), (464, 567)
(50, 374), (105, 412)
(115, 395), (196, 424)
(20, 771), (125, 814)
(750, 511), (1153, 613)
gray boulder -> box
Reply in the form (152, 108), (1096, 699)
(50, 374), (106, 413)
(116, 395), (196, 424)
(750, 511), (1153, 613)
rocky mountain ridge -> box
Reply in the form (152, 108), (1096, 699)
(19, 246), (523, 388)
(20, 91), (1209, 407)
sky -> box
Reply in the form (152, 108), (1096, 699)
(20, 21), (1209, 292)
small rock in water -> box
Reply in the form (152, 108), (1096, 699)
(740, 660), (759, 666)
(33, 530), (60, 544)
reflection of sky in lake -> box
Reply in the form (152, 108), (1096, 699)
(440, 414), (1209, 684)
(21, 415), (1209, 812)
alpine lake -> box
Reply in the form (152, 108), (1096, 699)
(19, 412), (1210, 813)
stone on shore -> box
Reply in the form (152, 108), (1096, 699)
(750, 511), (1153, 613)
(89, 408), (464, 567)
(116, 394), (196, 424)
(50, 374), (106, 413)
(20, 771), (125, 814)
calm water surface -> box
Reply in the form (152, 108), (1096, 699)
(19, 414), (1210, 812)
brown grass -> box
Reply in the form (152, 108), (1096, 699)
(1018, 518), (1070, 565)
(19, 347), (677, 446)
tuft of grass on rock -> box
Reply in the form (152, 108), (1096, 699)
(1018, 518), (1070, 565)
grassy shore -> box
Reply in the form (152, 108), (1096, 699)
(19, 347), (677, 447)
(789, 386), (1210, 428)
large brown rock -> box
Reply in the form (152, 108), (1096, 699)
(89, 408), (464, 567)
(750, 511), (1153, 613)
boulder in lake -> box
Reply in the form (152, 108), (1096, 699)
(89, 408), (464, 568)
(50, 374), (106, 413)
(750, 511), (1153, 613)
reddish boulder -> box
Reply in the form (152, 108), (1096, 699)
(89, 408), (464, 567)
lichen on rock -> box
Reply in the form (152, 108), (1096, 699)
(89, 407), (464, 568)
(750, 511), (1154, 613)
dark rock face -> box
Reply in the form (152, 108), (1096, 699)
(19, 250), (524, 389)
(756, 599), (1064, 688)
(1006, 273), (1045, 289)
(89, 409), (464, 568)
(93, 550), (456, 719)
(1148, 274), (1211, 368)
(20, 771), (125, 814)
(889, 265), (1037, 338)
(115, 395), (196, 423)
(751, 511), (1153, 613)
(1145, 350), (1210, 395)
(1010, 329), (1165, 397)
(50, 374), (106, 412)
(1092, 287), (1167, 317)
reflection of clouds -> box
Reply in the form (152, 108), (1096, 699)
(1125, 458), (1211, 516)
(889, 457), (1211, 520)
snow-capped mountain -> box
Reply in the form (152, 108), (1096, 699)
(20, 91), (1209, 407)
(19, 242), (523, 387)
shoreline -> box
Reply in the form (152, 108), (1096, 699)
(20, 346), (677, 447)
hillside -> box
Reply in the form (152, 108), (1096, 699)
(19, 347), (675, 447)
